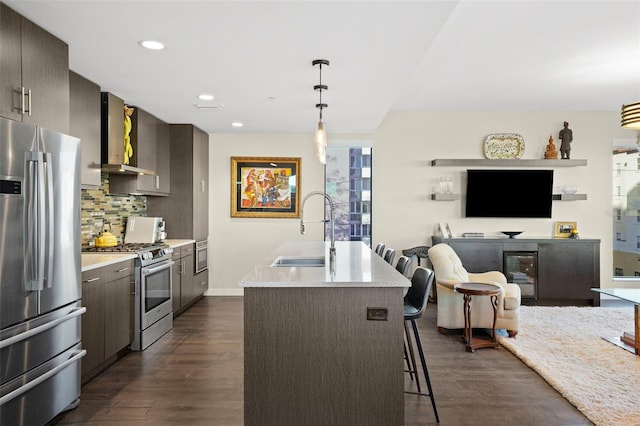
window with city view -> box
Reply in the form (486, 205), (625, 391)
(325, 145), (372, 246)
(612, 145), (640, 278)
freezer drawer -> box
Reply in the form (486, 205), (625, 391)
(0, 343), (85, 426)
(0, 301), (85, 384)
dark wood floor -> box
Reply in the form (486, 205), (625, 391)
(55, 296), (591, 426)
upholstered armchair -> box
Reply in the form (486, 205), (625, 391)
(428, 243), (520, 337)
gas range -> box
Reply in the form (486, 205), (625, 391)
(83, 241), (175, 350)
(82, 243), (173, 266)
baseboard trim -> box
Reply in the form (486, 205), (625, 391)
(205, 288), (244, 296)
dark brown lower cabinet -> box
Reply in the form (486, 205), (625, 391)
(80, 271), (105, 379)
(193, 270), (208, 299)
(105, 276), (131, 356)
(431, 237), (600, 305)
(172, 244), (201, 318)
(81, 259), (134, 384)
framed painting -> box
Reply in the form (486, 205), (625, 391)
(231, 157), (301, 218)
(555, 221), (577, 238)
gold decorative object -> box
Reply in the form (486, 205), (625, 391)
(123, 105), (135, 165)
(554, 221), (577, 238)
(544, 134), (558, 159)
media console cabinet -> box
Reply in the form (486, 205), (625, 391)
(431, 236), (600, 306)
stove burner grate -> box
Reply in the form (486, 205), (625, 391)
(82, 243), (166, 253)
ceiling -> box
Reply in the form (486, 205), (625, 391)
(5, 0), (640, 135)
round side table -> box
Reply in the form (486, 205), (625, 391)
(453, 282), (501, 352)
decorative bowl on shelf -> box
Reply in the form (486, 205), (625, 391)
(501, 231), (523, 239)
(562, 186), (578, 194)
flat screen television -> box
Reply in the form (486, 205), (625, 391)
(465, 169), (553, 218)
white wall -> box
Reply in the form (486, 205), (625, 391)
(208, 133), (327, 295)
(208, 111), (635, 295)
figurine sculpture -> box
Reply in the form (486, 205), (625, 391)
(123, 105), (135, 165)
(558, 121), (573, 159)
(544, 134), (558, 159)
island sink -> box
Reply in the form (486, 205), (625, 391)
(271, 255), (326, 267)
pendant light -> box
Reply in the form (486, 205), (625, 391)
(313, 59), (329, 164)
(621, 102), (640, 129)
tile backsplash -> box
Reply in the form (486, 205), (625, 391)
(81, 173), (147, 246)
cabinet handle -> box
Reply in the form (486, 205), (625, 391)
(201, 180), (205, 192)
(116, 267), (130, 273)
(21, 88), (32, 116)
(84, 277), (100, 283)
(156, 175), (160, 190)
(21, 87), (26, 115)
(198, 281), (206, 287)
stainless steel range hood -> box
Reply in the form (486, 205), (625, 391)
(101, 92), (155, 176)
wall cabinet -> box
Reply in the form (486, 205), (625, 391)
(147, 124), (209, 240)
(109, 107), (171, 196)
(431, 237), (600, 306)
(81, 259), (134, 383)
(0, 3), (69, 133)
(171, 245), (197, 317)
(69, 71), (101, 188)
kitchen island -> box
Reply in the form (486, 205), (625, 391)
(240, 241), (410, 426)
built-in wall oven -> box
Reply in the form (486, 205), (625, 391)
(195, 240), (208, 274)
(132, 245), (174, 351)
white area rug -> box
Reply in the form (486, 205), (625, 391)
(498, 306), (639, 426)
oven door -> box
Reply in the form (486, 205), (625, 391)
(140, 259), (174, 330)
(195, 241), (208, 273)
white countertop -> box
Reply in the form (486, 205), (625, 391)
(239, 241), (410, 288)
(164, 239), (195, 248)
(81, 253), (137, 272)
(81, 239), (195, 272)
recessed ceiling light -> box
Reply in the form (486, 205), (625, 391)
(139, 40), (165, 50)
(232, 122), (243, 128)
(198, 94), (214, 101)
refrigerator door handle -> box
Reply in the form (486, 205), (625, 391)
(44, 152), (55, 288)
(0, 307), (86, 349)
(24, 151), (46, 292)
(0, 349), (86, 406)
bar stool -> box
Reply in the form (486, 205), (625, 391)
(383, 248), (396, 265)
(404, 267), (439, 423)
(395, 255), (414, 383)
(395, 256), (411, 277)
(374, 242), (385, 257)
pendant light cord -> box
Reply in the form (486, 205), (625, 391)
(319, 63), (323, 120)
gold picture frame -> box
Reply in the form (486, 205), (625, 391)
(555, 221), (577, 238)
(231, 156), (301, 218)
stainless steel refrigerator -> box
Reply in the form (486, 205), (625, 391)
(0, 117), (86, 425)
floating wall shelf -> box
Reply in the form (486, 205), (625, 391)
(431, 159), (587, 167)
(552, 193), (587, 201)
(431, 193), (460, 201)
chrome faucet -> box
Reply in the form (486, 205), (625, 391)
(300, 191), (336, 266)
